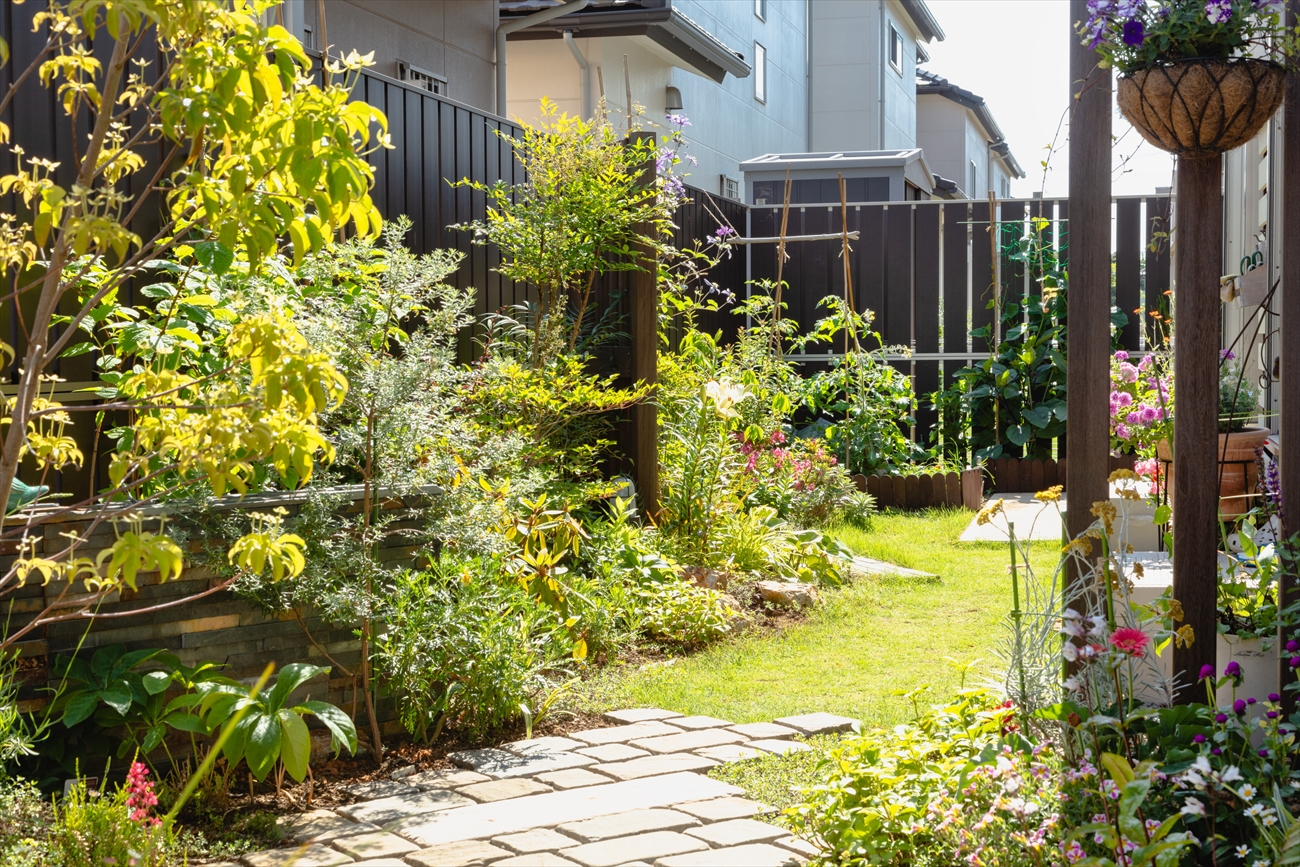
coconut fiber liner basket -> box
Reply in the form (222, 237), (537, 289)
(1117, 57), (1285, 157)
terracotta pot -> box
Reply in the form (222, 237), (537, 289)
(1156, 425), (1270, 518)
(1117, 58), (1285, 157)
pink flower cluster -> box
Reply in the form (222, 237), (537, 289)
(125, 761), (161, 826)
(1109, 351), (1172, 453)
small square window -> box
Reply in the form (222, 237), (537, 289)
(721, 175), (740, 200)
(888, 24), (903, 74)
(755, 0), (766, 21)
(754, 42), (766, 103)
(398, 60), (447, 96)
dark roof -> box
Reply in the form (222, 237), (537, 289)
(900, 0), (945, 43)
(916, 69), (1024, 178)
(499, 0), (750, 83)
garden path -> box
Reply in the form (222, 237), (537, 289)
(224, 709), (850, 867)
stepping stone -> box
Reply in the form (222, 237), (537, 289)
(696, 744), (764, 763)
(405, 840), (513, 867)
(352, 861), (409, 867)
(450, 747), (596, 779)
(558, 809), (699, 842)
(277, 809), (376, 843)
(389, 771), (741, 848)
(591, 753), (718, 781)
(503, 735), (585, 755)
(773, 713), (859, 735)
(656, 843), (804, 866)
(331, 830), (419, 860)
(666, 715), (733, 730)
(390, 765), (418, 780)
(728, 722), (798, 740)
(536, 768), (612, 790)
(630, 728), (746, 754)
(676, 797), (767, 822)
(559, 831), (707, 867)
(336, 779), (415, 800)
(603, 708), (684, 724)
(458, 778), (553, 802)
(408, 768), (491, 790)
(570, 721), (683, 746)
(749, 739), (812, 756)
(577, 744), (650, 763)
(241, 844), (352, 867)
(775, 836), (820, 857)
(494, 828), (580, 854)
(686, 818), (788, 847)
(337, 789), (474, 826)
(849, 556), (938, 581)
(496, 856), (578, 867)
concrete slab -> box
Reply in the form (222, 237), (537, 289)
(458, 777), (553, 802)
(685, 818), (787, 847)
(655, 843), (804, 866)
(603, 709), (684, 724)
(493, 828), (581, 854)
(558, 809), (699, 843)
(630, 728), (746, 754)
(330, 830), (419, 860)
(404, 840), (514, 867)
(675, 797), (767, 822)
(591, 754), (719, 781)
(570, 722), (685, 746)
(849, 557), (938, 581)
(560, 831), (708, 867)
(772, 713), (857, 735)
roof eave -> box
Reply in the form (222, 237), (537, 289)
(899, 0), (945, 43)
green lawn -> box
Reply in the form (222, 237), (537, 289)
(574, 508), (1061, 729)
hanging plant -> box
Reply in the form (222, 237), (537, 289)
(1079, 1), (1298, 156)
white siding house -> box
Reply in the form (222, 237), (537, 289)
(915, 70), (1023, 199)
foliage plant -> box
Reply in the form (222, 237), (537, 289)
(46, 764), (173, 867)
(1218, 349), (1261, 433)
(1080, 0), (1300, 73)
(454, 99), (679, 366)
(0, 0), (384, 653)
(738, 431), (873, 529)
(1109, 349), (1173, 456)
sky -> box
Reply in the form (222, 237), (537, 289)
(922, 0), (1177, 199)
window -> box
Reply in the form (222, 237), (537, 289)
(754, 42), (766, 103)
(398, 60), (447, 96)
(721, 175), (740, 200)
(888, 23), (903, 74)
(755, 0), (766, 21)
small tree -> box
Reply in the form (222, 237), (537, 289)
(0, 0), (386, 650)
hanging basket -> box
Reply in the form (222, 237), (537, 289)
(1116, 58), (1285, 158)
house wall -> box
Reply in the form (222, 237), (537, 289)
(284, 0), (498, 111)
(916, 95), (966, 190)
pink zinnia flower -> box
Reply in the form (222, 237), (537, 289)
(1109, 627), (1150, 657)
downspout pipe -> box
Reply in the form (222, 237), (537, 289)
(563, 30), (592, 120)
(497, 0), (590, 117)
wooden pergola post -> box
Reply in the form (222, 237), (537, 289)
(1171, 157), (1223, 695)
(628, 131), (660, 518)
(1281, 2), (1300, 701)
(1066, 0), (1112, 579)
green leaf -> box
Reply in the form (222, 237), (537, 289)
(266, 662), (328, 713)
(1006, 425), (1031, 446)
(298, 700), (358, 755)
(1154, 504), (1172, 525)
(163, 712), (211, 734)
(61, 692), (101, 728)
(193, 241), (235, 275)
(142, 671), (172, 695)
(1022, 405), (1053, 429)
(244, 713), (281, 781)
(278, 710), (311, 782)
(99, 685), (135, 716)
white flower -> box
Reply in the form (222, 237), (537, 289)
(1236, 846), (1250, 860)
(1239, 784), (1256, 801)
(702, 380), (749, 417)
(1253, 860), (1271, 867)
(1181, 797), (1206, 817)
(1221, 765), (1242, 783)
(1062, 642), (1079, 662)
(1263, 814), (1278, 827)
(1245, 803), (1266, 817)
(1064, 675), (1084, 692)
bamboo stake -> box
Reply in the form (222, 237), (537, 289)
(988, 189), (1000, 447)
(772, 165), (792, 346)
(837, 173), (860, 355)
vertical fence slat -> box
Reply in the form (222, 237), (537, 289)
(1116, 198), (1142, 352)
(1145, 195), (1172, 345)
(970, 200), (995, 354)
(883, 205), (912, 347)
(859, 205), (886, 349)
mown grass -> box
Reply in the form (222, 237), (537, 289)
(569, 508), (1061, 729)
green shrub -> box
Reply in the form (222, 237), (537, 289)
(0, 776), (49, 867)
(48, 767), (173, 867)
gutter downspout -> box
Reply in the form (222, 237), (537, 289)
(878, 0), (886, 150)
(496, 0), (590, 117)
(805, 0), (812, 149)
(563, 30), (592, 120)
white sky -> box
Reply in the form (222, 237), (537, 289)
(922, 0), (1176, 199)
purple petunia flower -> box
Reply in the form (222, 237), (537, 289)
(1206, 0), (1233, 23)
(1122, 18), (1145, 46)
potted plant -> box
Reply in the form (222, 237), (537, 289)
(1080, 0), (1297, 157)
(1216, 510), (1287, 712)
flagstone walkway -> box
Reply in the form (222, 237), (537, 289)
(227, 709), (855, 867)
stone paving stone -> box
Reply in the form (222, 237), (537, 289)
(727, 722), (798, 740)
(560, 831), (707, 867)
(602, 708), (683, 724)
(775, 836), (821, 857)
(458, 778), (553, 803)
(576, 744), (650, 763)
(404, 840), (513, 866)
(337, 779), (416, 800)
(351, 861), (409, 867)
(591, 753), (718, 781)
(695, 744), (765, 763)
(278, 809), (377, 843)
(536, 768), (613, 789)
(450, 747), (596, 779)
(557, 809), (699, 843)
(337, 788), (475, 826)
(664, 715), (733, 730)
(389, 771), (740, 848)
(201, 862), (243, 867)
(655, 843), (804, 867)
(629, 728), (746, 754)
(241, 844), (353, 867)
(502, 735), (585, 755)
(493, 828), (580, 854)
(675, 797), (766, 822)
(685, 818), (788, 847)
(569, 721), (683, 746)
(773, 712), (858, 735)
(749, 739), (812, 756)
(494, 855), (578, 867)
(332, 830), (420, 860)
(407, 768), (491, 790)
(390, 765), (418, 780)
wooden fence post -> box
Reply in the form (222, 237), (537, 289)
(1066, 0), (1112, 590)
(628, 132), (659, 518)
(1280, 1), (1300, 706)
(1171, 155), (1224, 697)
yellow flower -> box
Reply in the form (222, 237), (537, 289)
(1109, 468), (1139, 483)
(1175, 624), (1195, 648)
(1168, 598), (1184, 622)
(976, 498), (1005, 526)
(1035, 485), (1063, 503)
(1062, 537), (1093, 557)
(1091, 500), (1117, 536)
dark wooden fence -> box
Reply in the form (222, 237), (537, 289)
(747, 195), (1172, 463)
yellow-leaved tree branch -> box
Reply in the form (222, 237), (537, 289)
(0, 0), (387, 652)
